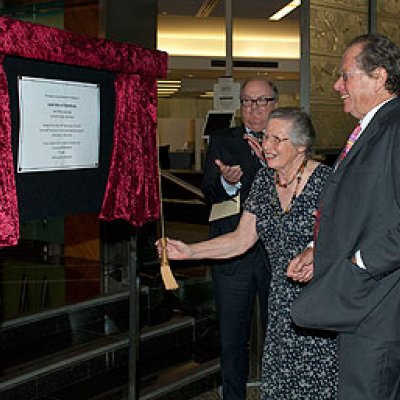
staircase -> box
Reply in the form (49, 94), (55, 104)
(0, 286), (220, 400)
(0, 171), (220, 399)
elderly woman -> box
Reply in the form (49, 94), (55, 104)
(158, 107), (338, 399)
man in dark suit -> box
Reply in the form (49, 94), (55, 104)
(202, 78), (277, 399)
(287, 34), (400, 400)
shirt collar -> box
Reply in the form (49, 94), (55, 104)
(244, 126), (265, 135)
(360, 96), (397, 131)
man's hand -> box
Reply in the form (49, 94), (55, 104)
(287, 247), (314, 283)
(215, 159), (243, 185)
(244, 133), (265, 162)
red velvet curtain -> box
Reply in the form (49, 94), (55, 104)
(0, 17), (167, 247)
(0, 54), (18, 247)
(100, 74), (160, 224)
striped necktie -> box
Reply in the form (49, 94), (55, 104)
(337, 124), (362, 164)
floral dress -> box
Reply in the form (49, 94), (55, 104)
(244, 164), (338, 399)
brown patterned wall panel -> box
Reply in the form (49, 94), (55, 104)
(377, 1), (400, 48)
(377, 0), (400, 16)
(310, 55), (341, 102)
(377, 19), (400, 46)
(310, 5), (368, 56)
(311, 0), (367, 8)
(310, 103), (357, 149)
(308, 0), (368, 151)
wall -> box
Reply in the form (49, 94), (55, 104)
(308, 0), (369, 152)
(157, 93), (300, 153)
(158, 118), (196, 151)
(377, 1), (400, 44)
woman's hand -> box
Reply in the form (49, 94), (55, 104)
(155, 237), (193, 260)
(287, 247), (314, 283)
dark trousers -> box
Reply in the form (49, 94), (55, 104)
(338, 333), (400, 400)
(212, 254), (270, 400)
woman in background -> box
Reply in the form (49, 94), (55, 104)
(157, 107), (338, 399)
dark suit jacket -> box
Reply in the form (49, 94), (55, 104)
(202, 124), (268, 273)
(292, 98), (400, 340)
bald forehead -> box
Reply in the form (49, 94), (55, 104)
(241, 79), (273, 96)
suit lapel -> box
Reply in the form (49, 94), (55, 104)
(334, 121), (375, 173)
(334, 98), (399, 174)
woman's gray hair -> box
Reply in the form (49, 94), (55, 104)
(268, 107), (315, 159)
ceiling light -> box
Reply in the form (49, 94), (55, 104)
(196, 0), (220, 18)
(200, 91), (214, 98)
(158, 80), (181, 85)
(158, 85), (181, 90)
(157, 80), (181, 96)
(269, 0), (301, 21)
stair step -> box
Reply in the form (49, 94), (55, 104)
(22, 358), (221, 400)
(1, 291), (130, 373)
(0, 277), (219, 400)
(0, 310), (197, 400)
(0, 338), (218, 400)
(140, 358), (220, 400)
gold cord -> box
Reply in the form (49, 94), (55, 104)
(157, 141), (179, 290)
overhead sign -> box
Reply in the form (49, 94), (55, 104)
(213, 76), (240, 111)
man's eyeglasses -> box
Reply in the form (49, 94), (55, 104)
(263, 133), (290, 146)
(240, 97), (276, 107)
(338, 69), (363, 82)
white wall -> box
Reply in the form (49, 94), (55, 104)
(157, 118), (196, 151)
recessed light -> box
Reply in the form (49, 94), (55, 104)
(269, 0), (301, 21)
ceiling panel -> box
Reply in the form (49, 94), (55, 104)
(0, 0), (301, 98)
(158, 0), (300, 20)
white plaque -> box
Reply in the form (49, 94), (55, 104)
(17, 76), (100, 173)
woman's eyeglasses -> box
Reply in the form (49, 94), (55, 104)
(263, 134), (290, 146)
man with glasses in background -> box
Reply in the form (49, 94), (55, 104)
(202, 78), (277, 399)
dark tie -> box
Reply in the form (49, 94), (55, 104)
(247, 130), (265, 165)
(250, 130), (264, 143)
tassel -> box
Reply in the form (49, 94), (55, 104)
(160, 237), (179, 290)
